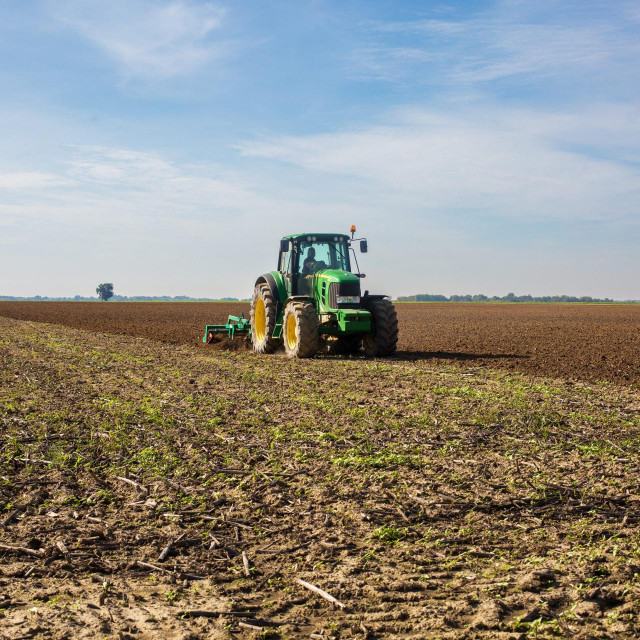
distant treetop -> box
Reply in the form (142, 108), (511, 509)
(96, 283), (114, 301)
(396, 293), (616, 303)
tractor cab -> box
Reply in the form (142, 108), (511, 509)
(278, 233), (354, 296)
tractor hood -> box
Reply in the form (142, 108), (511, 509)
(312, 269), (360, 284)
(310, 269), (362, 310)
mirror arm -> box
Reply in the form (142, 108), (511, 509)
(350, 247), (361, 276)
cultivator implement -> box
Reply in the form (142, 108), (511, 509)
(203, 313), (251, 343)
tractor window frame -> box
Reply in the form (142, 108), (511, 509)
(278, 243), (292, 274)
(295, 237), (352, 274)
(291, 243), (301, 275)
(330, 240), (352, 272)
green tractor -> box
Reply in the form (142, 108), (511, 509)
(204, 226), (398, 358)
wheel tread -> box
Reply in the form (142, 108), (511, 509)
(250, 283), (281, 354)
(283, 300), (319, 358)
(363, 299), (398, 357)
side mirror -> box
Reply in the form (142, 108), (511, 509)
(360, 239), (368, 253)
(280, 239), (289, 252)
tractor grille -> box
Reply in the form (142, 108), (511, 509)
(328, 281), (361, 309)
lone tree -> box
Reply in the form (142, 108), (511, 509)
(96, 283), (114, 301)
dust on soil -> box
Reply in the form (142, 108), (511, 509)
(1, 301), (639, 386)
(2, 316), (640, 639)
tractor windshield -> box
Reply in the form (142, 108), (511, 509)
(298, 238), (351, 274)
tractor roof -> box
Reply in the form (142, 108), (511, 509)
(281, 233), (350, 241)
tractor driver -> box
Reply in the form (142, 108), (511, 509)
(302, 247), (317, 275)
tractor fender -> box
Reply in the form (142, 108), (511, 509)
(255, 272), (287, 321)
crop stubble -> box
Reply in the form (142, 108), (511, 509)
(0, 301), (639, 386)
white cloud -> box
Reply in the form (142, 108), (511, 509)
(66, 146), (179, 185)
(238, 106), (640, 222)
(0, 171), (73, 189)
(0, 145), (370, 237)
(48, 0), (225, 78)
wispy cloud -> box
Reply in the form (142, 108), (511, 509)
(239, 105), (640, 222)
(19, 145), (268, 221)
(66, 147), (179, 186)
(0, 171), (73, 190)
(48, 0), (226, 78)
(352, 5), (640, 87)
(0, 145), (368, 237)
(347, 46), (440, 83)
(450, 23), (613, 83)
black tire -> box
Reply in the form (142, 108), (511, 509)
(363, 299), (398, 357)
(250, 283), (281, 354)
(283, 300), (319, 358)
(327, 334), (362, 355)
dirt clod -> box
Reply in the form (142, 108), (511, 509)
(516, 569), (556, 592)
(471, 599), (508, 629)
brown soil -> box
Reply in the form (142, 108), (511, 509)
(0, 301), (639, 386)
(0, 301), (248, 345)
(397, 303), (640, 387)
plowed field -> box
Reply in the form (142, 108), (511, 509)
(1, 301), (639, 386)
(2, 316), (640, 639)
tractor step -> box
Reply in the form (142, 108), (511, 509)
(203, 313), (251, 343)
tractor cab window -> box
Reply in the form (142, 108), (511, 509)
(298, 238), (350, 275)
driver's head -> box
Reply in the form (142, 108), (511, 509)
(307, 248), (316, 259)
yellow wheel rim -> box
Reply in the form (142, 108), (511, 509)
(286, 312), (298, 350)
(255, 298), (266, 342)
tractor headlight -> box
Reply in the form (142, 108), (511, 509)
(336, 295), (360, 304)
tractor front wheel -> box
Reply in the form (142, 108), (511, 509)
(283, 301), (319, 358)
(250, 283), (281, 354)
(363, 299), (398, 357)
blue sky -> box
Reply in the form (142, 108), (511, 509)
(1, 0), (639, 298)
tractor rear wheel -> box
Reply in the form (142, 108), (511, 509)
(283, 300), (319, 358)
(363, 299), (398, 357)
(250, 283), (281, 354)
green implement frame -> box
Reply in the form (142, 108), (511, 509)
(203, 313), (251, 343)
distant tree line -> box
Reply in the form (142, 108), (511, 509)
(396, 293), (619, 303)
(0, 295), (245, 302)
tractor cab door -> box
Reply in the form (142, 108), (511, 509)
(281, 240), (308, 296)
